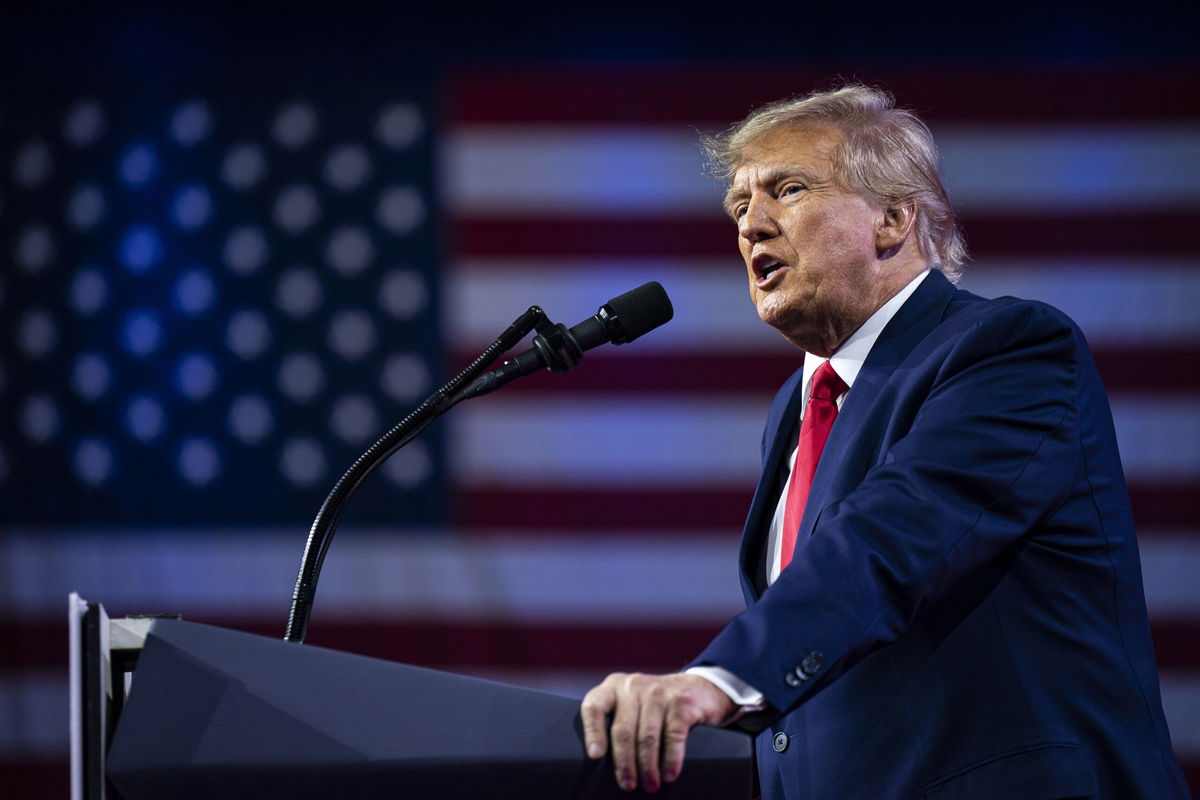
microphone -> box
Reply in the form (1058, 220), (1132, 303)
(463, 281), (673, 398)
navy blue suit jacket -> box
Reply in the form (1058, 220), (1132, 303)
(691, 270), (1188, 799)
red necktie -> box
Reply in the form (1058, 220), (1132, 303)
(780, 361), (848, 570)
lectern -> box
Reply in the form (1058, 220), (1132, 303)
(76, 600), (752, 799)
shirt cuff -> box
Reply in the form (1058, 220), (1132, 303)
(685, 665), (767, 725)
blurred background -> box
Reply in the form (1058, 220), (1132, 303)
(2, 3), (1198, 795)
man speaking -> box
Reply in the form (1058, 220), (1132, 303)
(581, 85), (1188, 798)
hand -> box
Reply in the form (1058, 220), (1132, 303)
(580, 671), (736, 793)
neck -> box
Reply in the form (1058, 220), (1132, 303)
(807, 259), (930, 357)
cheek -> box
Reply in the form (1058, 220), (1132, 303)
(809, 207), (871, 253)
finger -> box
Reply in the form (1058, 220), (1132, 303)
(580, 679), (618, 760)
(635, 680), (667, 793)
(609, 675), (642, 792)
(660, 696), (695, 785)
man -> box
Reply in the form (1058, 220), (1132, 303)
(580, 85), (1188, 798)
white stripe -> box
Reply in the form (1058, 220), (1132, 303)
(0, 529), (743, 621)
(450, 394), (1200, 484)
(957, 262), (1200, 346)
(1110, 396), (1200, 480)
(1, 530), (1196, 620)
(447, 259), (784, 353)
(444, 125), (1200, 214)
(444, 127), (723, 213)
(1141, 534), (1200, 618)
(1161, 672), (1200, 755)
(450, 397), (768, 485)
(447, 259), (1200, 351)
(938, 125), (1200, 211)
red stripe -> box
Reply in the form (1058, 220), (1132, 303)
(1130, 483), (1200, 530)
(0, 762), (65, 798)
(447, 349), (1200, 395)
(1095, 348), (1200, 394)
(453, 215), (731, 258)
(459, 484), (1200, 532)
(963, 211), (1200, 258)
(450, 67), (1200, 125)
(1153, 622), (1200, 673)
(459, 486), (750, 530)
(448, 352), (801, 395)
(452, 211), (1200, 259)
(4, 617), (1197, 671)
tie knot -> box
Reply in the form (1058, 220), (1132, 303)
(811, 361), (848, 402)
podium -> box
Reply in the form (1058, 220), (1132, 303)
(99, 616), (752, 799)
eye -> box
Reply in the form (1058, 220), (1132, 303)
(733, 204), (748, 219)
(780, 183), (806, 198)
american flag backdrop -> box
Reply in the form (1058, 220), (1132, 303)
(2, 65), (1199, 796)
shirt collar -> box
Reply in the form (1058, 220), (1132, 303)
(801, 269), (931, 395)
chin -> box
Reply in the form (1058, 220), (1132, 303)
(756, 307), (786, 335)
(757, 297), (797, 332)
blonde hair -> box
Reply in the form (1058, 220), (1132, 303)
(702, 84), (967, 281)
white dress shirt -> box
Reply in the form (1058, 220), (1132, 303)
(689, 270), (930, 713)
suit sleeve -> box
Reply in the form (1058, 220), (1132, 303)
(691, 301), (1086, 717)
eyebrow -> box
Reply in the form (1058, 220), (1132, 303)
(723, 164), (823, 216)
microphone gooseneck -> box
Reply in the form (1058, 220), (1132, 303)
(284, 282), (673, 643)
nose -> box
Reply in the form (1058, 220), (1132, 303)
(738, 193), (779, 243)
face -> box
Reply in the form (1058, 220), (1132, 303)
(726, 123), (908, 356)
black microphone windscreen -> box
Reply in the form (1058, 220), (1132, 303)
(604, 281), (674, 343)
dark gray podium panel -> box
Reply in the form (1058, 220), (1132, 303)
(107, 620), (752, 799)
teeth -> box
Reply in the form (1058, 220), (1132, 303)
(762, 261), (781, 277)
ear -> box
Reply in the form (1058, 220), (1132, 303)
(875, 200), (917, 253)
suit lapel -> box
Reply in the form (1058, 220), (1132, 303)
(796, 270), (960, 542)
(737, 366), (806, 601)
(737, 271), (960, 599)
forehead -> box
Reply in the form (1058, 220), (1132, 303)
(731, 122), (843, 185)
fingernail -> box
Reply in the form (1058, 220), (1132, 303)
(643, 777), (659, 793)
(587, 743), (603, 759)
(620, 776), (635, 791)
(663, 768), (677, 783)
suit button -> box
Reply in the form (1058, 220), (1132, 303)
(801, 651), (823, 675)
(772, 732), (789, 753)
(784, 670), (802, 687)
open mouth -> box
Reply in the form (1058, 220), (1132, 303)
(753, 254), (787, 284)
